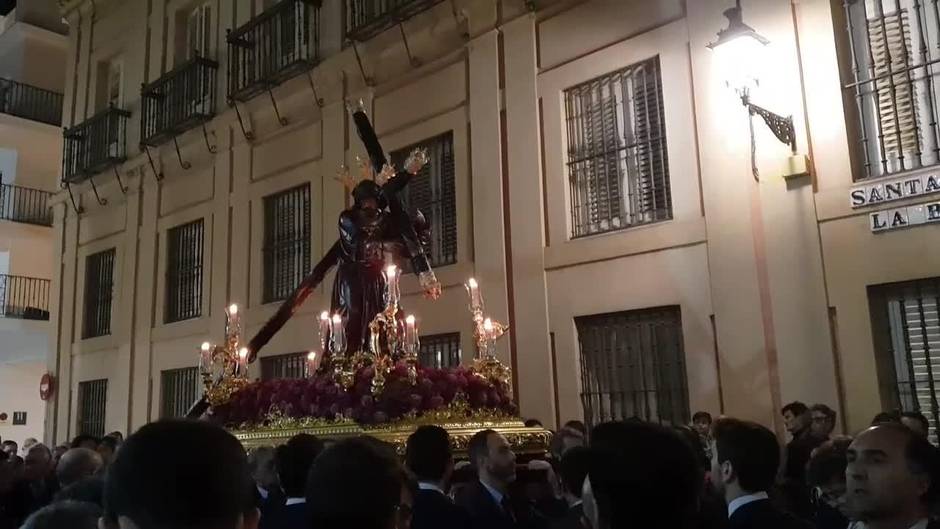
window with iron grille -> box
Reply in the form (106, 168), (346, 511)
(842, 0), (940, 179)
(261, 352), (307, 380)
(166, 219), (205, 323)
(575, 306), (688, 428)
(869, 278), (940, 442)
(390, 131), (457, 267)
(418, 332), (461, 369)
(77, 379), (108, 438)
(263, 184), (311, 303)
(161, 367), (200, 418)
(83, 249), (115, 339)
(564, 56), (672, 238)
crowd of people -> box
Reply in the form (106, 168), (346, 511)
(0, 402), (937, 529)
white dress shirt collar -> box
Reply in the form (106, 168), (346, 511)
(285, 497), (306, 506)
(418, 482), (444, 494)
(727, 491), (769, 518)
(256, 485), (269, 500)
(849, 520), (928, 529)
(480, 479), (505, 506)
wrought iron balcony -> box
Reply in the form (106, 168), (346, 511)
(0, 178), (53, 227)
(0, 274), (50, 321)
(345, 0), (444, 42)
(227, 0), (321, 103)
(0, 78), (63, 126)
(141, 56), (219, 147)
(62, 105), (131, 184)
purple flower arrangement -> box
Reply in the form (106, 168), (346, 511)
(211, 364), (516, 427)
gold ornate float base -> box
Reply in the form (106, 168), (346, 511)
(232, 418), (552, 458)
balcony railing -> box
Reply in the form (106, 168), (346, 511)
(344, 0), (444, 42)
(0, 179), (53, 227)
(0, 274), (50, 321)
(62, 105), (131, 183)
(142, 56), (219, 147)
(0, 78), (63, 126)
(227, 0), (321, 102)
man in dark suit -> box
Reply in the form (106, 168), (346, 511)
(846, 422), (940, 529)
(405, 425), (470, 529)
(553, 446), (589, 529)
(712, 418), (811, 529)
(457, 429), (546, 529)
(260, 433), (323, 529)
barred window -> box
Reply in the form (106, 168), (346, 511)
(575, 306), (688, 428)
(869, 278), (940, 442)
(391, 131), (457, 267)
(419, 332), (461, 369)
(77, 379), (108, 438)
(263, 184), (311, 303)
(166, 219), (204, 323)
(83, 249), (115, 339)
(843, 0), (940, 179)
(261, 352), (307, 380)
(161, 367), (200, 418)
(564, 56), (672, 238)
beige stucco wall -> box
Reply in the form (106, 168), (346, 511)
(46, 0), (940, 442)
(0, 359), (48, 445)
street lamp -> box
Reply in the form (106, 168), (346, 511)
(708, 0), (800, 181)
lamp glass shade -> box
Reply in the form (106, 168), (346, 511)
(709, 32), (767, 92)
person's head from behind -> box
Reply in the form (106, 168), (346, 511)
(71, 434), (99, 450)
(807, 437), (853, 519)
(900, 411), (930, 439)
(57, 447), (103, 488)
(25, 443), (52, 481)
(846, 423), (939, 524)
(692, 411), (713, 437)
(712, 418), (779, 501)
(872, 411), (900, 426)
(524, 419), (543, 428)
(21, 500), (101, 529)
(810, 404), (837, 439)
(306, 437), (412, 529)
(22, 438), (39, 455)
(675, 425), (710, 472)
(550, 427), (585, 460)
(563, 420), (587, 436)
(106, 431), (124, 443)
(468, 429), (516, 489)
(275, 433), (324, 499)
(405, 425), (453, 486)
(102, 420), (258, 529)
(97, 435), (119, 466)
(1, 440), (17, 457)
(247, 446), (278, 491)
(558, 446), (590, 504)
(781, 401), (809, 435)
(52, 444), (69, 466)
(583, 420), (701, 529)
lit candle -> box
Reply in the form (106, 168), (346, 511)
(228, 303), (238, 316)
(199, 342), (212, 370)
(436, 350), (442, 368)
(385, 265), (400, 308)
(331, 313), (347, 354)
(237, 347), (249, 376)
(483, 318), (495, 340)
(466, 278), (484, 312)
(226, 303), (240, 334)
(319, 311), (331, 351)
(404, 315), (417, 350)
(306, 351), (319, 377)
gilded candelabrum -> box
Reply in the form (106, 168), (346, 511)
(368, 265), (420, 392)
(199, 304), (251, 407)
(464, 278), (513, 395)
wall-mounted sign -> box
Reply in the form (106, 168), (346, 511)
(12, 412), (26, 425)
(870, 201), (940, 232)
(851, 173), (940, 208)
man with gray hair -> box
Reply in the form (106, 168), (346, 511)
(56, 448), (102, 489)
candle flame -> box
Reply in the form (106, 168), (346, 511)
(228, 304), (238, 315)
(385, 265), (398, 278)
(405, 314), (416, 324)
(332, 313), (343, 324)
(320, 311), (330, 321)
(307, 351), (317, 360)
(483, 318), (494, 331)
(468, 278), (478, 288)
(238, 347), (248, 359)
(201, 342), (211, 352)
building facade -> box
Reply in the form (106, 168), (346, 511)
(45, 0), (940, 443)
(0, 0), (66, 443)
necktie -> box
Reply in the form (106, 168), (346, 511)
(500, 496), (517, 524)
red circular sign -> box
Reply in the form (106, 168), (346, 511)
(39, 373), (54, 401)
(0, 413), (7, 422)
